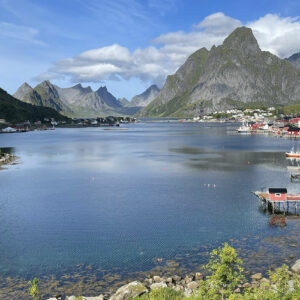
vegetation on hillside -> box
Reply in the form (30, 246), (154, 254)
(0, 88), (69, 123)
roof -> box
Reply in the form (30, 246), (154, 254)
(269, 188), (287, 194)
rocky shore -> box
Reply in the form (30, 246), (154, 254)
(0, 152), (15, 166)
(46, 259), (300, 300)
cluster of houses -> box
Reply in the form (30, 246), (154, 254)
(71, 116), (137, 126)
(195, 107), (277, 122)
(0, 116), (138, 133)
(0, 118), (63, 133)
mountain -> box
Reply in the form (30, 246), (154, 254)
(96, 86), (123, 108)
(14, 82), (142, 117)
(13, 82), (33, 100)
(138, 27), (300, 117)
(118, 97), (130, 106)
(130, 85), (160, 107)
(0, 87), (68, 123)
(14, 80), (72, 113)
(286, 52), (300, 69)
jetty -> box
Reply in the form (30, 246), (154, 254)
(253, 188), (300, 214)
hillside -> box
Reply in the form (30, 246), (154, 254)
(0, 88), (68, 123)
(14, 81), (143, 117)
(138, 27), (300, 117)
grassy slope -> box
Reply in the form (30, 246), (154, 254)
(0, 88), (69, 123)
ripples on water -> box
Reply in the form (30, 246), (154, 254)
(1, 122), (300, 297)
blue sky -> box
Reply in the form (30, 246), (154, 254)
(1, 0), (300, 99)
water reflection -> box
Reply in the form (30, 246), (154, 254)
(170, 147), (286, 171)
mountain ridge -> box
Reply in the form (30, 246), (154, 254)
(138, 26), (300, 117)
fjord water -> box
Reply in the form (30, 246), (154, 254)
(0, 122), (299, 280)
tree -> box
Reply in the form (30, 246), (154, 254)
(198, 243), (244, 299)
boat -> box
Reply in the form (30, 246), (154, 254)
(285, 147), (300, 158)
(236, 122), (251, 134)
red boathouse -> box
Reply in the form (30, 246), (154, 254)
(269, 188), (287, 201)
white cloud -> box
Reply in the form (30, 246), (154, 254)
(247, 14), (300, 57)
(0, 22), (45, 46)
(36, 12), (300, 85)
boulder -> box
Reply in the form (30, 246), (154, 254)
(251, 273), (262, 280)
(150, 282), (167, 290)
(186, 281), (199, 289)
(183, 288), (193, 297)
(109, 281), (147, 300)
(292, 259), (300, 274)
(166, 277), (173, 284)
(194, 272), (203, 281)
(242, 282), (251, 288)
(173, 285), (184, 292)
(260, 278), (270, 285)
(172, 275), (182, 283)
(153, 276), (164, 283)
(144, 278), (153, 286)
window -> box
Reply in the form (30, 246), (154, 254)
(275, 193), (281, 197)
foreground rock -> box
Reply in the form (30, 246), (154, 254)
(291, 259), (300, 274)
(109, 281), (147, 300)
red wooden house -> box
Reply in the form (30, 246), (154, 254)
(269, 188), (287, 201)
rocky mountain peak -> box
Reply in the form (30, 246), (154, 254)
(222, 26), (260, 55)
(72, 83), (93, 93)
(13, 82), (33, 100)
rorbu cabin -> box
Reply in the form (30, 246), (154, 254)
(269, 188), (287, 201)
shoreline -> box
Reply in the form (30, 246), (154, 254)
(0, 152), (16, 167)
(2, 231), (300, 299)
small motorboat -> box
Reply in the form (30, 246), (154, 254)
(237, 122), (251, 134)
(286, 147), (300, 158)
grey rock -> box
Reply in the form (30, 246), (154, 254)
(109, 281), (147, 300)
(172, 275), (182, 283)
(13, 82), (33, 100)
(194, 272), (203, 281)
(288, 279), (296, 292)
(186, 281), (199, 289)
(150, 282), (167, 290)
(166, 277), (173, 284)
(292, 259), (300, 273)
(183, 288), (193, 297)
(173, 285), (184, 292)
(153, 275), (164, 283)
(251, 273), (262, 280)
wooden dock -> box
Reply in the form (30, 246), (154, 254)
(254, 190), (300, 214)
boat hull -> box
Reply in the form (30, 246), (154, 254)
(286, 153), (300, 158)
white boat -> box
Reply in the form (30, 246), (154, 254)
(237, 122), (251, 134)
(286, 147), (300, 158)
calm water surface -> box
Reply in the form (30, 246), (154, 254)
(0, 122), (300, 285)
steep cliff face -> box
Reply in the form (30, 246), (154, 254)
(139, 27), (300, 117)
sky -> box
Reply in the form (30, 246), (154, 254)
(1, 0), (300, 100)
